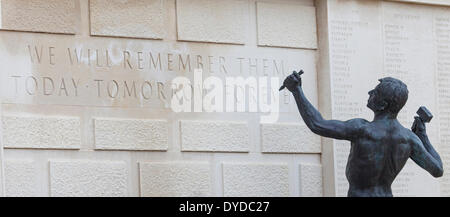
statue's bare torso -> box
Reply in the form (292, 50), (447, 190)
(346, 119), (412, 196)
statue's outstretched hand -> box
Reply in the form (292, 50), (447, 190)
(282, 70), (303, 92)
(412, 116), (426, 134)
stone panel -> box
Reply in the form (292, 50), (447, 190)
(49, 160), (127, 197)
(4, 160), (38, 197)
(2, 115), (81, 149)
(94, 118), (168, 151)
(299, 163), (323, 197)
(261, 123), (321, 153)
(222, 163), (289, 197)
(320, 0), (443, 196)
(0, 0), (76, 34)
(139, 162), (211, 196)
(256, 2), (317, 49)
(176, 0), (247, 44)
(89, 0), (164, 39)
(180, 120), (249, 152)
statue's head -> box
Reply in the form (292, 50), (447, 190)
(367, 77), (408, 115)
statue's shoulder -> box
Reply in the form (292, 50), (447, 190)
(346, 118), (370, 126)
(346, 118), (370, 135)
(403, 127), (420, 142)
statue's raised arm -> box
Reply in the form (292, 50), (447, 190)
(282, 71), (368, 141)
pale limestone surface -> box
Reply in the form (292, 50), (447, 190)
(176, 0), (247, 44)
(94, 118), (168, 151)
(0, 0), (76, 34)
(256, 2), (317, 49)
(139, 162), (211, 197)
(89, 0), (164, 39)
(2, 115), (81, 149)
(0, 0), (321, 197)
(50, 160), (127, 197)
(4, 160), (38, 197)
(180, 120), (249, 152)
(299, 163), (322, 197)
(261, 123), (321, 153)
(222, 163), (289, 197)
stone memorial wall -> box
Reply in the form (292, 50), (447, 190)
(0, 0), (449, 197)
(0, 0), (322, 197)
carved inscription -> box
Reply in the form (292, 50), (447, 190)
(0, 39), (297, 111)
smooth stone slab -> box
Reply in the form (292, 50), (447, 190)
(319, 0), (443, 196)
(257, 2), (317, 49)
(176, 0), (247, 44)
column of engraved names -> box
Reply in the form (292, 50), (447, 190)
(383, 22), (409, 124)
(329, 19), (361, 196)
(383, 8), (440, 196)
(383, 11), (431, 196)
(435, 16), (450, 196)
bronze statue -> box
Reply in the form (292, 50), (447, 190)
(282, 71), (443, 197)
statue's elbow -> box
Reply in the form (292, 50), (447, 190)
(433, 166), (443, 178)
(308, 123), (321, 135)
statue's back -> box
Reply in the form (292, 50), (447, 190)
(345, 120), (412, 197)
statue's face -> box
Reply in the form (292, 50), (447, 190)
(367, 84), (382, 112)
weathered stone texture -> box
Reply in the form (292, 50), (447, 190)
(261, 123), (321, 153)
(1, 0), (76, 34)
(94, 118), (168, 151)
(90, 0), (164, 39)
(2, 115), (81, 149)
(180, 120), (249, 152)
(176, 0), (247, 44)
(50, 160), (127, 197)
(223, 163), (289, 196)
(257, 2), (317, 49)
(139, 162), (211, 196)
(299, 163), (323, 197)
(5, 160), (39, 197)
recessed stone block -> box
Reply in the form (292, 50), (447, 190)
(222, 163), (289, 196)
(299, 163), (323, 197)
(0, 0), (76, 34)
(256, 2), (317, 49)
(139, 162), (211, 197)
(89, 0), (164, 39)
(49, 160), (127, 197)
(94, 118), (168, 151)
(5, 160), (38, 197)
(261, 123), (321, 153)
(176, 0), (247, 44)
(180, 120), (249, 152)
(2, 115), (81, 149)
